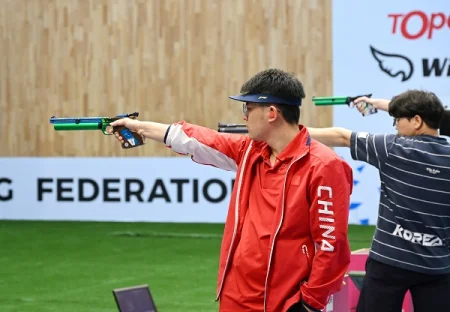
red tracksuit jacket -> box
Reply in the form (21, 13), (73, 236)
(165, 121), (353, 312)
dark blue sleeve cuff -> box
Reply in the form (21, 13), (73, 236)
(349, 131), (358, 161)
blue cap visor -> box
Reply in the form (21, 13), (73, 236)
(229, 93), (302, 106)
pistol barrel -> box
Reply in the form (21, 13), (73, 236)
(217, 122), (248, 133)
(312, 96), (349, 106)
(53, 123), (102, 131)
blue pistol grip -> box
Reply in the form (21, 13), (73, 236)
(113, 126), (144, 149)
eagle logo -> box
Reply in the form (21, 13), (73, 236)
(370, 45), (414, 82)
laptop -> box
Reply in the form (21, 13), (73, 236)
(112, 284), (158, 312)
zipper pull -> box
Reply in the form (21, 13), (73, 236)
(302, 245), (310, 259)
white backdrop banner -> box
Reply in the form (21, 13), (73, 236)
(332, 0), (450, 225)
(0, 157), (236, 223)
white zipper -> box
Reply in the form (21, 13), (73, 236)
(302, 245), (310, 258)
(263, 152), (308, 312)
(216, 142), (253, 300)
(302, 245), (311, 270)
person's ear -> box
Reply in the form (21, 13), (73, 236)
(413, 115), (423, 129)
(268, 106), (277, 119)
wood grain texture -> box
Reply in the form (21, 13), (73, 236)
(0, 0), (333, 157)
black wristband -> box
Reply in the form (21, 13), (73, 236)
(163, 125), (171, 144)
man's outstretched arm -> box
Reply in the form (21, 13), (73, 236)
(109, 118), (250, 171)
(307, 127), (352, 147)
(306, 96), (393, 148)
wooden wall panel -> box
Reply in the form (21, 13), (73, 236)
(0, 0), (333, 157)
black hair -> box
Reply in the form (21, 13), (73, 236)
(440, 109), (450, 136)
(388, 89), (445, 129)
(240, 68), (305, 125)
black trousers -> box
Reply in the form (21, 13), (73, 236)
(356, 257), (450, 312)
(287, 302), (308, 312)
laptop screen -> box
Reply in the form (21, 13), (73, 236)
(113, 285), (157, 312)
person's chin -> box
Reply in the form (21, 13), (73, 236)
(248, 131), (263, 142)
(250, 137), (264, 143)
